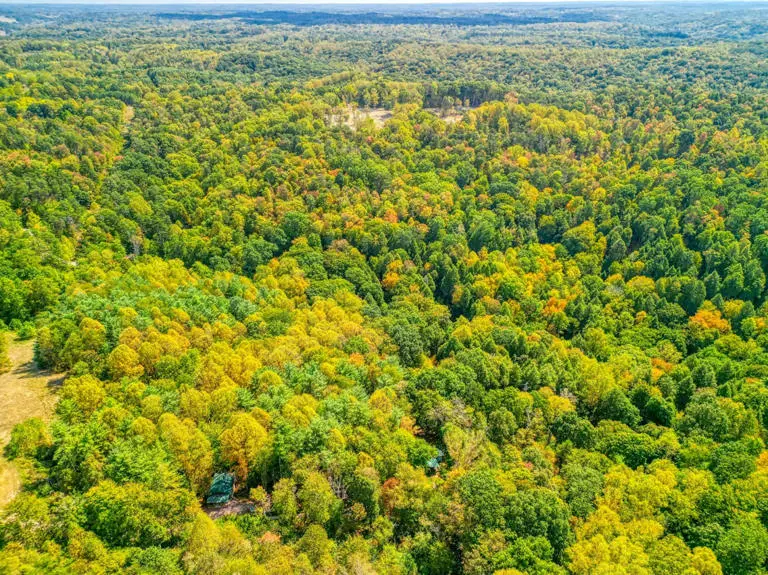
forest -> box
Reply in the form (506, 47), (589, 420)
(0, 2), (767, 574)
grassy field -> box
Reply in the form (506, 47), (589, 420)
(0, 334), (63, 508)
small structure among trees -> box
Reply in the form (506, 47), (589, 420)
(205, 472), (235, 507)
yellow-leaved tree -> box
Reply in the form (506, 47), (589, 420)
(219, 413), (269, 481)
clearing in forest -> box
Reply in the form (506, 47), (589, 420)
(333, 106), (472, 130)
(0, 334), (63, 507)
(341, 106), (393, 130)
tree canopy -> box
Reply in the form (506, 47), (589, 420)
(1, 3), (768, 574)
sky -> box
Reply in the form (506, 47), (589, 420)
(9, 0), (762, 6)
(3, 0), (714, 4)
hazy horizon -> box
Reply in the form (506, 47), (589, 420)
(4, 0), (766, 5)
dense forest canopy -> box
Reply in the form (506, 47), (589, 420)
(0, 2), (768, 574)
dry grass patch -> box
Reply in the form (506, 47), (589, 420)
(0, 334), (64, 507)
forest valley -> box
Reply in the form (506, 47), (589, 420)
(0, 3), (768, 575)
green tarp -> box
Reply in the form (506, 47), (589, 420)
(206, 472), (234, 505)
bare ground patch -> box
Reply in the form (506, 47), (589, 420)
(0, 335), (64, 507)
(425, 106), (476, 124)
(122, 104), (135, 127)
(329, 106), (393, 130)
(204, 498), (255, 520)
(329, 106), (474, 131)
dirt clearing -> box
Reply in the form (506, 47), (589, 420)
(0, 334), (63, 507)
(333, 106), (393, 130)
(329, 106), (474, 131)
